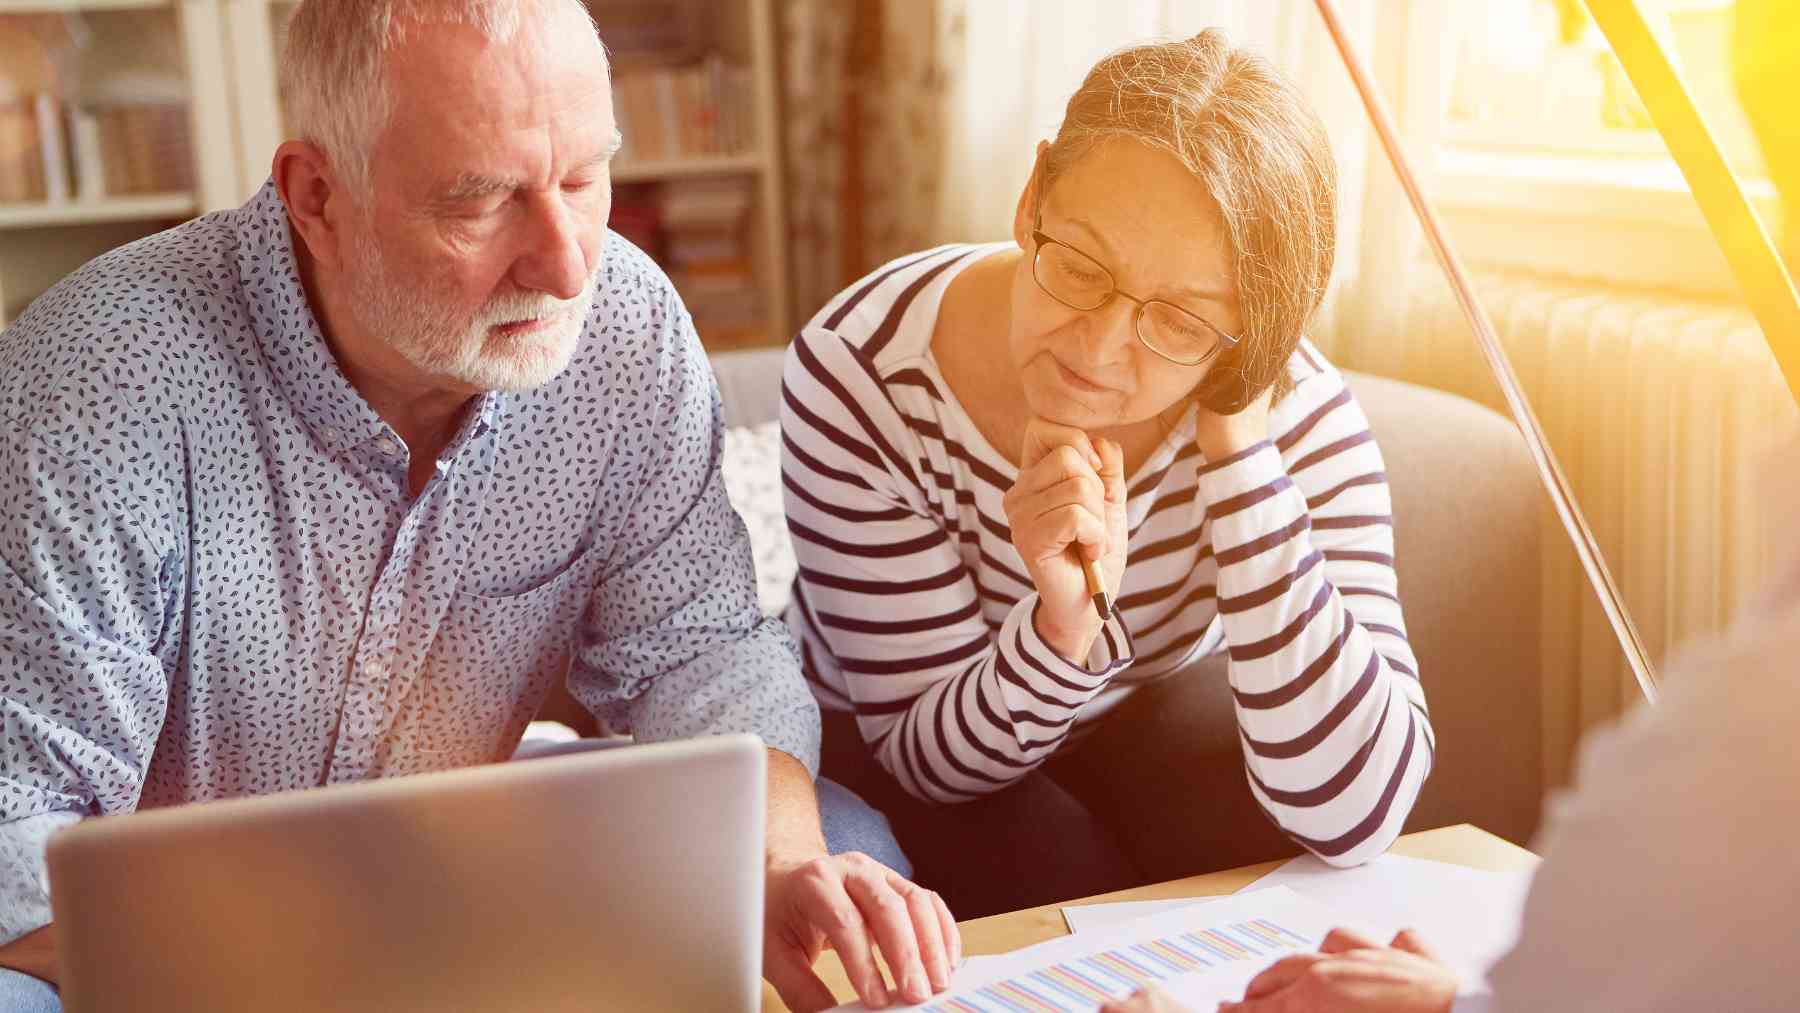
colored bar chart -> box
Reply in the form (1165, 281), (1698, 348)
(925, 918), (1311, 1012)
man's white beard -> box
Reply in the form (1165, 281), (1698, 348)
(349, 229), (598, 393)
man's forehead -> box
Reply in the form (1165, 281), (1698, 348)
(376, 17), (613, 160)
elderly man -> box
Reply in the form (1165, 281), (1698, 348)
(0, 2), (955, 1011)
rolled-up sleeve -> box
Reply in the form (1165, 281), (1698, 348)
(0, 418), (175, 942)
(565, 276), (820, 775)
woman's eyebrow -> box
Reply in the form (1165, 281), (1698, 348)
(1066, 215), (1234, 304)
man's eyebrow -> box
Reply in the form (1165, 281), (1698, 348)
(436, 172), (517, 205)
(1066, 214), (1234, 304)
(432, 134), (623, 204)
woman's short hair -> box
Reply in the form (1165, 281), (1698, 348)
(1041, 28), (1337, 410)
(280, 0), (597, 200)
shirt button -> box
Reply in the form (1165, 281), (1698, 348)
(364, 659), (388, 680)
(379, 433), (405, 457)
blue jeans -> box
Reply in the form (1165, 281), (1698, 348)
(816, 775), (912, 878)
(0, 968), (57, 1013)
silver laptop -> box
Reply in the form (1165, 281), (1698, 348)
(46, 734), (767, 1013)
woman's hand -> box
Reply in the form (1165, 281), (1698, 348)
(1002, 418), (1127, 664)
(1193, 385), (1273, 464)
(1217, 928), (1459, 1013)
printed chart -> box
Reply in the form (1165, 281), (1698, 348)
(925, 917), (1311, 1011)
(828, 887), (1344, 1013)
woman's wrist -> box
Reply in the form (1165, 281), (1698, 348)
(1032, 605), (1103, 668)
(1194, 388), (1275, 464)
(1194, 430), (1264, 464)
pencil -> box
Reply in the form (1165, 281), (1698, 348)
(1081, 556), (1112, 621)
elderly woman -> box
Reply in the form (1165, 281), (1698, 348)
(781, 29), (1433, 917)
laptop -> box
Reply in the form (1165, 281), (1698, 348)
(46, 734), (767, 1013)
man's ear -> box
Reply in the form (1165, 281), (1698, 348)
(272, 139), (349, 271)
(1011, 140), (1051, 249)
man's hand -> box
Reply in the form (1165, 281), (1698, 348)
(1002, 418), (1127, 664)
(0, 925), (59, 987)
(1193, 385), (1273, 464)
(1217, 928), (1458, 1013)
(763, 851), (960, 1012)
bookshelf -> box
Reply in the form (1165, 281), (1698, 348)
(0, 191), (194, 227)
(0, 0), (793, 348)
(0, 1), (236, 326)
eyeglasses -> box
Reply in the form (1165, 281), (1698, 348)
(1030, 204), (1240, 368)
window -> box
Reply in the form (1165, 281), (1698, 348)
(1445, 0), (1765, 175)
(1431, 0), (1785, 295)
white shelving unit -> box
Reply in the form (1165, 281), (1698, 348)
(0, 0), (238, 326)
(1, 0), (793, 344)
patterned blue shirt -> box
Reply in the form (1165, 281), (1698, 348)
(0, 182), (819, 941)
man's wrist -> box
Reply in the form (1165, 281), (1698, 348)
(763, 747), (828, 875)
(0, 925), (58, 987)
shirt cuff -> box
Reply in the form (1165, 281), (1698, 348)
(0, 811), (80, 945)
(1006, 593), (1135, 690)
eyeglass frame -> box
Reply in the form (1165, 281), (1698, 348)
(1029, 196), (1241, 369)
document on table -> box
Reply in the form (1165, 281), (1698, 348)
(828, 886), (1347, 1012)
(1059, 853), (1538, 993)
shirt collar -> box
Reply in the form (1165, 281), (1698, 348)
(234, 179), (506, 464)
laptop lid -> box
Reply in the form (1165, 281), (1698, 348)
(47, 734), (766, 1013)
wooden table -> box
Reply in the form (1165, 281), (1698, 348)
(761, 824), (1536, 1012)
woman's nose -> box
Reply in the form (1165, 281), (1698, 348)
(1080, 296), (1139, 364)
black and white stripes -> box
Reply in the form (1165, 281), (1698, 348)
(782, 244), (1432, 866)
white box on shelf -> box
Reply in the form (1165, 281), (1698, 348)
(70, 109), (105, 201)
(33, 92), (68, 204)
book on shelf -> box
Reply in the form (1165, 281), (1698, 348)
(586, 0), (704, 66)
(0, 96), (46, 203)
(656, 176), (762, 347)
(613, 53), (756, 167)
(607, 183), (662, 258)
(0, 94), (194, 205)
(93, 102), (193, 196)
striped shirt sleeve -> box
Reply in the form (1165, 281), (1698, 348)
(1199, 369), (1433, 867)
(781, 329), (1135, 803)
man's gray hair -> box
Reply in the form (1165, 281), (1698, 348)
(281, 0), (599, 199)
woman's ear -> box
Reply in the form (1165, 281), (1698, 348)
(1012, 140), (1052, 249)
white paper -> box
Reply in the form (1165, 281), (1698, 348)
(1061, 896), (1221, 933)
(829, 886), (1349, 1012)
(1238, 853), (1537, 991)
(1055, 853), (1537, 995)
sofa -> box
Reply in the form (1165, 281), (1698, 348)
(540, 347), (1546, 851)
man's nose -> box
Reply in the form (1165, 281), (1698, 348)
(511, 194), (592, 300)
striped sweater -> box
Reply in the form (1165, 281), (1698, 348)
(781, 244), (1433, 866)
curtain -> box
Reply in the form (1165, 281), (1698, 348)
(779, 0), (954, 327)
